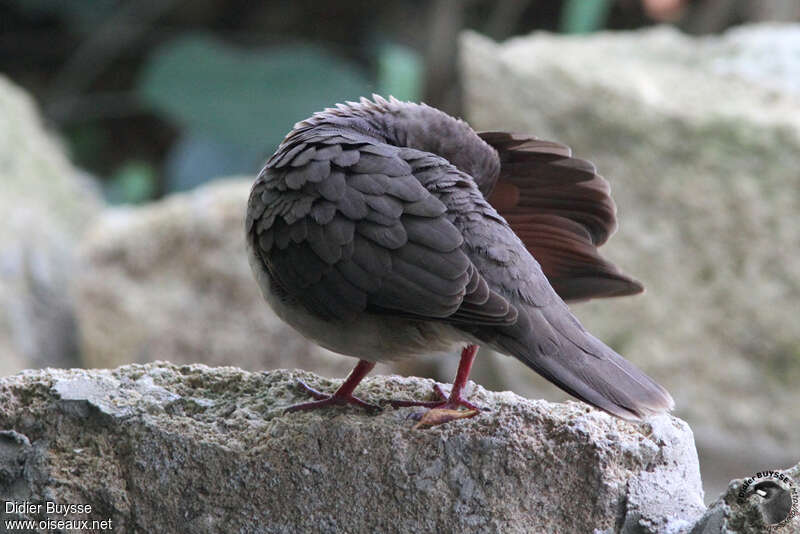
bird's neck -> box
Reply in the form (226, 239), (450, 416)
(312, 98), (501, 194)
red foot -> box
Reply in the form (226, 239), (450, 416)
(390, 384), (480, 428)
(389, 383), (480, 412)
(285, 380), (381, 413)
(388, 382), (482, 430)
(389, 345), (483, 428)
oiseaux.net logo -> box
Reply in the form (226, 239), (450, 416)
(737, 470), (799, 530)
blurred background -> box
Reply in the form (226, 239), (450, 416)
(3, 0), (797, 200)
(2, 0), (799, 503)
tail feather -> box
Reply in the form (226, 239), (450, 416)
(477, 130), (645, 304)
(495, 304), (674, 420)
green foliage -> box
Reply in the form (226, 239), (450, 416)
(138, 34), (372, 155)
(559, 0), (611, 34)
(105, 160), (157, 204)
(377, 43), (423, 102)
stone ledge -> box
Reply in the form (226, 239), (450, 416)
(0, 363), (705, 533)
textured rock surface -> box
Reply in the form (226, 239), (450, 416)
(0, 364), (704, 534)
(73, 179), (391, 377)
(460, 24), (800, 497)
(0, 75), (103, 374)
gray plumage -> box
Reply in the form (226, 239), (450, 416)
(246, 95), (673, 420)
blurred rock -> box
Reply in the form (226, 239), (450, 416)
(460, 24), (800, 498)
(0, 363), (705, 533)
(74, 179), (389, 376)
(0, 76), (103, 375)
(708, 24), (800, 96)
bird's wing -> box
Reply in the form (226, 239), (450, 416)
(247, 132), (517, 327)
(392, 145), (674, 420)
(477, 131), (643, 302)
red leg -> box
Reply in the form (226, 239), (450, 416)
(286, 359), (380, 412)
(389, 345), (482, 426)
(444, 344), (480, 410)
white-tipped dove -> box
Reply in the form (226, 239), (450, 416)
(245, 95), (673, 427)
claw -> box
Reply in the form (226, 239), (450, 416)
(387, 383), (449, 408)
(387, 383), (480, 411)
(387, 381), (481, 428)
(412, 408), (479, 429)
(285, 379), (381, 413)
(295, 379), (330, 400)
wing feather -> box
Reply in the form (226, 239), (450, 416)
(248, 139), (518, 326)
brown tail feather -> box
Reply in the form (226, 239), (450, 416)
(478, 131), (643, 303)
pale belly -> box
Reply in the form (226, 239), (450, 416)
(247, 241), (467, 362)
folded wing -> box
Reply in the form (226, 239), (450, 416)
(248, 132), (517, 328)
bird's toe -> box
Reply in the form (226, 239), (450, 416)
(411, 407), (479, 429)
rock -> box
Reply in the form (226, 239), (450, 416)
(73, 179), (390, 377)
(460, 24), (800, 498)
(0, 363), (705, 533)
(708, 24), (800, 97)
(0, 76), (104, 374)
